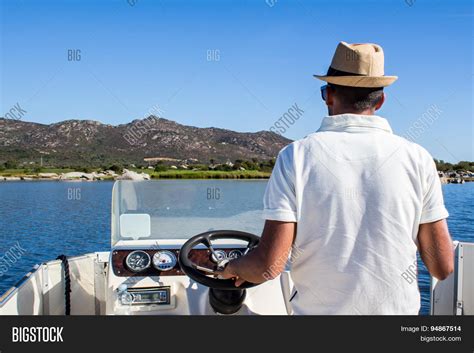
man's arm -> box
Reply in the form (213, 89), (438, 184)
(218, 220), (296, 286)
(417, 219), (454, 280)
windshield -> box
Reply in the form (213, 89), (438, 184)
(111, 180), (267, 245)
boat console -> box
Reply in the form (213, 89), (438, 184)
(104, 181), (290, 315)
(108, 243), (255, 314)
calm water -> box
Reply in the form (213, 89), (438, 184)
(0, 180), (472, 315)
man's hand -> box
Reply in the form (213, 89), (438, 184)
(216, 261), (246, 287)
(214, 220), (296, 287)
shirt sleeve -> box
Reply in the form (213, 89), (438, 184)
(262, 145), (298, 222)
(420, 156), (449, 224)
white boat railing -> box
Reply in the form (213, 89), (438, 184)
(431, 242), (474, 315)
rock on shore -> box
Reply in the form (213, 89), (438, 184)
(116, 169), (151, 181)
(59, 172), (95, 181)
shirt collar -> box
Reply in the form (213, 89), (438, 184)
(317, 114), (393, 134)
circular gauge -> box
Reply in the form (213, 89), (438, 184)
(153, 250), (177, 271)
(210, 250), (227, 263)
(228, 250), (243, 260)
(125, 250), (151, 273)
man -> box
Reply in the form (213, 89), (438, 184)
(219, 41), (454, 314)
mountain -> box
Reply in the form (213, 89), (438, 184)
(0, 117), (292, 167)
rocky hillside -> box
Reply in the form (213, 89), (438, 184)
(0, 117), (291, 167)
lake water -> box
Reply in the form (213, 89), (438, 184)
(0, 180), (472, 315)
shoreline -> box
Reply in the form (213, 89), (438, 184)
(2, 175), (473, 182)
(0, 169), (272, 181)
(1, 169), (472, 182)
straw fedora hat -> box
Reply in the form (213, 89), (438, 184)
(314, 41), (398, 88)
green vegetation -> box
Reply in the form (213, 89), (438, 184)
(0, 156), (276, 179)
(148, 169), (270, 179)
(153, 161), (167, 172)
(0, 167), (76, 177)
(4, 160), (18, 169)
(107, 164), (124, 173)
(145, 158), (276, 178)
(1, 157), (473, 180)
(434, 159), (474, 172)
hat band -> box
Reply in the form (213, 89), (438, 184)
(326, 67), (364, 77)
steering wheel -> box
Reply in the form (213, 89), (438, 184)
(178, 230), (260, 290)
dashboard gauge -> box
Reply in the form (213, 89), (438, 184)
(228, 250), (243, 260)
(153, 250), (177, 271)
(125, 251), (151, 273)
(211, 250), (227, 263)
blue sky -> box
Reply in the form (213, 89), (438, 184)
(1, 0), (472, 162)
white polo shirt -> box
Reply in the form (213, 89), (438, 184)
(263, 114), (449, 315)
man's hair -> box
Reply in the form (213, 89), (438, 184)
(329, 84), (384, 112)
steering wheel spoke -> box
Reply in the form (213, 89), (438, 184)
(193, 264), (216, 274)
(203, 234), (220, 263)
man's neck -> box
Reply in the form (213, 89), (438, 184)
(329, 108), (375, 116)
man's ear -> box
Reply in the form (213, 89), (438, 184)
(326, 85), (335, 107)
(374, 92), (385, 111)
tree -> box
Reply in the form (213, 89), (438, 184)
(233, 160), (242, 170)
(108, 164), (123, 173)
(453, 161), (474, 172)
(154, 164), (167, 172)
(4, 160), (18, 169)
(434, 159), (453, 172)
(215, 164), (232, 171)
